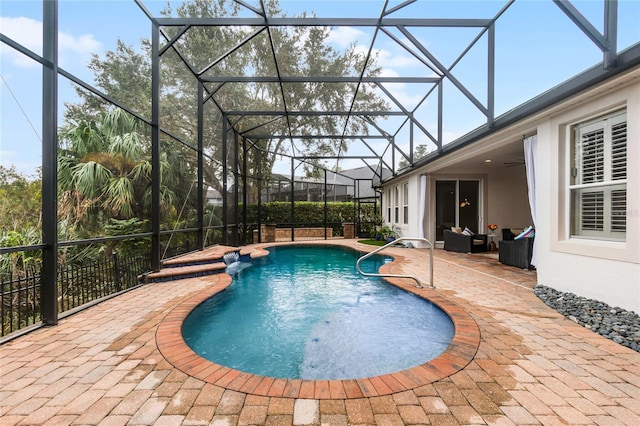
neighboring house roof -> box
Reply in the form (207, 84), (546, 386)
(265, 165), (390, 199)
(331, 166), (387, 199)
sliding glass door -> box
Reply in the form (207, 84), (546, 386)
(435, 180), (480, 241)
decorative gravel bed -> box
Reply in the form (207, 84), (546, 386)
(534, 285), (640, 353)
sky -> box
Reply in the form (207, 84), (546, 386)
(1, 0), (640, 178)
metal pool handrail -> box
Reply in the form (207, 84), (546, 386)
(356, 237), (434, 289)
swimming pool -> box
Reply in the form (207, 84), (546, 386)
(182, 245), (454, 380)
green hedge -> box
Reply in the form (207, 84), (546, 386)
(243, 201), (378, 235)
(246, 201), (353, 226)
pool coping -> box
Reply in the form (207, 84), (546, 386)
(155, 242), (481, 399)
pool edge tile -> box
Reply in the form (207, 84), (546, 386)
(298, 380), (316, 399)
(328, 380), (347, 399)
(282, 379), (302, 398)
(314, 380), (332, 399)
(155, 242), (482, 399)
(267, 378), (287, 398)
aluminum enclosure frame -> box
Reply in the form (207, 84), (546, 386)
(0, 0), (634, 330)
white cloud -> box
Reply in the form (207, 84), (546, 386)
(1, 17), (41, 68)
(328, 26), (367, 49)
(326, 28), (437, 110)
(373, 65), (428, 109)
(376, 47), (423, 69)
(0, 16), (101, 68)
(59, 32), (101, 55)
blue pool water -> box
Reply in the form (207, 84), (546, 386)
(182, 245), (454, 380)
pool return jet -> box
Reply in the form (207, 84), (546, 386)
(356, 237), (434, 289)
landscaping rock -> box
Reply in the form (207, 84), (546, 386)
(534, 284), (640, 353)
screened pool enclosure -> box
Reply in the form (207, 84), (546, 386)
(1, 0), (638, 337)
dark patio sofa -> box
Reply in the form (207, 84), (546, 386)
(443, 229), (488, 253)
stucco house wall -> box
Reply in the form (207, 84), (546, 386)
(382, 174), (421, 238)
(537, 77), (640, 313)
(486, 167), (533, 242)
(381, 66), (640, 314)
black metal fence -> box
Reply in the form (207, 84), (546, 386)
(1, 252), (151, 338)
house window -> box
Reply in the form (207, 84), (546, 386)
(403, 183), (409, 224)
(570, 110), (626, 241)
(394, 186), (399, 223)
(387, 188), (392, 223)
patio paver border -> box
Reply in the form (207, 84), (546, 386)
(156, 242), (480, 399)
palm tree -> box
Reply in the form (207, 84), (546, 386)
(58, 108), (192, 239)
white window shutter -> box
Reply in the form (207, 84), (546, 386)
(611, 121), (626, 181)
(570, 110), (627, 240)
(580, 191), (604, 232)
(578, 128), (604, 184)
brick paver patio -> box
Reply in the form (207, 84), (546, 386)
(1, 240), (639, 425)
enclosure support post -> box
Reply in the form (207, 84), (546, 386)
(604, 0), (618, 69)
(222, 116), (228, 245)
(233, 131), (239, 245)
(437, 80), (443, 152)
(257, 150), (263, 242)
(355, 179), (362, 237)
(324, 169), (328, 240)
(487, 23), (495, 127)
(353, 180), (357, 235)
(197, 81), (204, 249)
(290, 158), (295, 242)
(41, 0), (59, 325)
(409, 121), (414, 164)
(242, 137), (247, 246)
(391, 136), (395, 175)
(151, 21), (161, 271)
(377, 189), (382, 228)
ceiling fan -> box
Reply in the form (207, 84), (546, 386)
(504, 158), (525, 167)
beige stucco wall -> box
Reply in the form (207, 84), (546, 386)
(537, 78), (640, 314)
(384, 174), (422, 239)
(381, 66), (640, 313)
(485, 166), (533, 244)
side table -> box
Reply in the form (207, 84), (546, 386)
(488, 233), (498, 251)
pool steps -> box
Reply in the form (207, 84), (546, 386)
(138, 246), (255, 283)
(140, 262), (228, 283)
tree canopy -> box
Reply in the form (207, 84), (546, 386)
(64, 0), (389, 201)
(399, 144), (430, 169)
(0, 166), (41, 235)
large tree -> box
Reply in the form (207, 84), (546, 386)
(64, 0), (389, 204)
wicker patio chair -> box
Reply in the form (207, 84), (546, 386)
(443, 229), (488, 253)
(499, 235), (534, 269)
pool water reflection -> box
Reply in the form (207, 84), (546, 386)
(182, 245), (454, 380)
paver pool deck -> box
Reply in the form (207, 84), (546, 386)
(1, 240), (639, 425)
